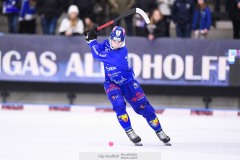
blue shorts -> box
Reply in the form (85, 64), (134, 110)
(104, 79), (155, 117)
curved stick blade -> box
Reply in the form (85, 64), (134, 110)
(136, 8), (150, 24)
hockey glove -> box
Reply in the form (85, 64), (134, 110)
(83, 27), (99, 43)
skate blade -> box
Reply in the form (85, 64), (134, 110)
(134, 142), (143, 146)
(164, 142), (172, 146)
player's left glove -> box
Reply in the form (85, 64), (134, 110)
(83, 27), (99, 43)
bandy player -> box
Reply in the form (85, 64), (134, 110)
(84, 26), (170, 146)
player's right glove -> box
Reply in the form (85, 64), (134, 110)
(83, 27), (99, 43)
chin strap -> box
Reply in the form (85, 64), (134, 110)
(121, 40), (126, 48)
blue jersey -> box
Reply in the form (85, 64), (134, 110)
(88, 39), (134, 85)
(3, 0), (21, 14)
(19, 0), (36, 20)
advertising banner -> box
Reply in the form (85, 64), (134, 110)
(0, 35), (239, 86)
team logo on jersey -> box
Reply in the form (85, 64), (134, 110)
(140, 105), (145, 109)
(111, 94), (120, 100)
(112, 76), (127, 85)
(133, 82), (139, 89)
(131, 92), (145, 102)
(105, 84), (120, 93)
(149, 117), (159, 127)
(125, 56), (131, 69)
(118, 114), (129, 122)
(106, 66), (117, 71)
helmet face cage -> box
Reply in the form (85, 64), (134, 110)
(110, 26), (126, 42)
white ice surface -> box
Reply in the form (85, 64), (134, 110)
(0, 108), (240, 160)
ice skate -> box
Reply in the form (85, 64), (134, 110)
(126, 129), (142, 146)
(156, 130), (171, 146)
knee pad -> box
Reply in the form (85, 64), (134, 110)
(140, 105), (155, 119)
(105, 84), (126, 113)
(111, 94), (126, 113)
(132, 100), (155, 119)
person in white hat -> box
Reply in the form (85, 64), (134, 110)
(58, 5), (84, 36)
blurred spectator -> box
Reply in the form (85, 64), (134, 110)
(157, 0), (175, 37)
(70, 0), (96, 20)
(2, 0), (21, 33)
(134, 0), (157, 13)
(0, 1), (2, 11)
(18, 0), (36, 34)
(214, 0), (228, 12)
(93, 0), (105, 30)
(146, 8), (167, 41)
(172, 0), (195, 38)
(62, 0), (71, 13)
(84, 15), (97, 31)
(58, 5), (84, 36)
(93, 0), (103, 16)
(133, 0), (157, 36)
(192, 0), (211, 39)
(108, 0), (135, 35)
(228, 0), (240, 39)
(214, 0), (221, 12)
(133, 14), (147, 36)
(36, 0), (64, 35)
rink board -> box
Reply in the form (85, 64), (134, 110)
(1, 103), (239, 117)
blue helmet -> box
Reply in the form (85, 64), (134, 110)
(110, 26), (126, 42)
